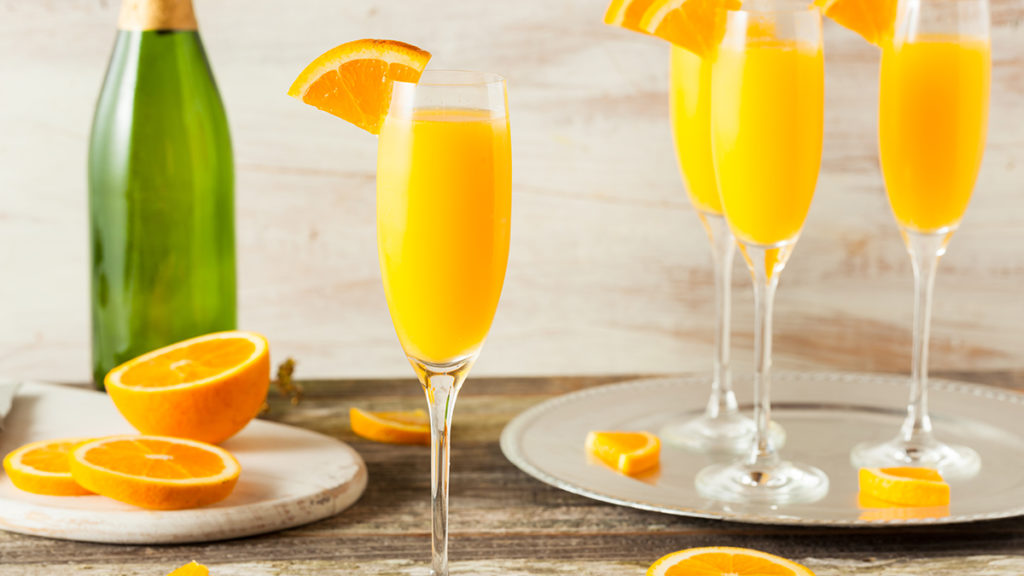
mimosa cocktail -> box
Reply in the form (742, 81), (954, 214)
(852, 0), (989, 479)
(696, 4), (829, 505)
(377, 71), (511, 576)
(662, 45), (762, 454)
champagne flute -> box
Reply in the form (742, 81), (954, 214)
(377, 71), (511, 576)
(663, 46), (776, 453)
(695, 1), (829, 504)
(850, 0), (989, 480)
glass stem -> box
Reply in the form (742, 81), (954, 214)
(699, 212), (738, 419)
(899, 230), (947, 446)
(416, 360), (470, 576)
(742, 244), (786, 468)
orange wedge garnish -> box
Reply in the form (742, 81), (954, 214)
(647, 546), (816, 576)
(288, 39), (432, 134)
(585, 430), (660, 475)
(167, 562), (209, 576)
(604, 0), (661, 33)
(350, 407), (431, 445)
(639, 0), (742, 58)
(105, 331), (270, 445)
(859, 467), (950, 507)
(2, 438), (94, 496)
(815, 0), (896, 47)
(69, 435), (240, 510)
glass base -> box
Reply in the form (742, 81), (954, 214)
(696, 459), (829, 505)
(661, 414), (786, 455)
(850, 437), (981, 481)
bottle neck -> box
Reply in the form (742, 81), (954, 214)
(119, 0), (197, 31)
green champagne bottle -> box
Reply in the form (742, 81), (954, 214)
(88, 0), (236, 390)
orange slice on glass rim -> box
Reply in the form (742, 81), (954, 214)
(2, 438), (94, 496)
(858, 466), (950, 507)
(639, 0), (742, 58)
(604, 0), (662, 33)
(69, 435), (241, 510)
(814, 0), (896, 47)
(350, 407), (431, 445)
(585, 430), (660, 475)
(647, 546), (816, 576)
(288, 39), (432, 134)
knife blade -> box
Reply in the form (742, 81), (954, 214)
(0, 380), (20, 431)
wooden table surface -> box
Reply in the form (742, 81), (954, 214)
(4, 373), (1024, 575)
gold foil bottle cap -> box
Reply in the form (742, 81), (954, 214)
(118, 0), (197, 31)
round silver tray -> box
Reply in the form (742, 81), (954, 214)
(499, 372), (1024, 526)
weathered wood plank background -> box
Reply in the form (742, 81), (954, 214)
(1, 0), (1022, 381)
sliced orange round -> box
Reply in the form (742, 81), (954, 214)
(69, 435), (240, 510)
(585, 430), (660, 475)
(2, 438), (94, 496)
(858, 467), (950, 507)
(288, 39), (432, 135)
(639, 0), (742, 59)
(648, 547), (816, 576)
(105, 331), (270, 444)
(167, 562), (209, 576)
(350, 407), (430, 445)
(815, 0), (896, 47)
(604, 0), (661, 33)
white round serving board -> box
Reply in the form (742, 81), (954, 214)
(0, 382), (367, 544)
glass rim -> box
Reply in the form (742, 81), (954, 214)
(393, 70), (506, 88)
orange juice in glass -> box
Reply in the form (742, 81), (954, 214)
(879, 36), (990, 233)
(378, 108), (511, 364)
(852, 0), (989, 480)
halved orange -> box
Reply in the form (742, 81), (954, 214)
(639, 0), (742, 58)
(2, 438), (93, 496)
(585, 430), (660, 475)
(604, 0), (661, 33)
(167, 562), (209, 576)
(858, 467), (950, 507)
(350, 407), (430, 445)
(648, 547), (816, 576)
(105, 331), (270, 444)
(69, 435), (240, 510)
(815, 0), (896, 47)
(288, 39), (432, 135)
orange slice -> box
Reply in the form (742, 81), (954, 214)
(858, 467), (950, 507)
(167, 562), (209, 576)
(648, 547), (816, 576)
(639, 0), (742, 58)
(857, 492), (950, 521)
(814, 0), (896, 47)
(604, 0), (661, 33)
(350, 407), (430, 445)
(585, 431), (660, 475)
(69, 435), (240, 510)
(105, 331), (270, 444)
(2, 438), (93, 496)
(288, 39), (432, 135)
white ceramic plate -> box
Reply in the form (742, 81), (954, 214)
(500, 372), (1024, 526)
